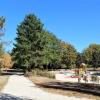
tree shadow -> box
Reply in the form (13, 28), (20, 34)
(35, 81), (100, 96)
(0, 93), (33, 100)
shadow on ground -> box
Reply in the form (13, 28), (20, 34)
(35, 81), (100, 96)
(1, 69), (24, 76)
(0, 93), (33, 100)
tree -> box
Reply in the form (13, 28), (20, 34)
(1, 53), (13, 69)
(12, 14), (45, 71)
(83, 44), (100, 69)
(0, 16), (5, 36)
(76, 52), (85, 68)
(0, 43), (4, 57)
(42, 30), (61, 69)
(12, 13), (78, 71)
(0, 17), (5, 57)
(60, 42), (77, 69)
(0, 16), (5, 69)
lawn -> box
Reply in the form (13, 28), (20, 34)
(29, 76), (100, 100)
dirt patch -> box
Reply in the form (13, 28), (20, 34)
(0, 75), (9, 91)
(29, 76), (100, 100)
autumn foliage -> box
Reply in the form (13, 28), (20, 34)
(0, 53), (13, 69)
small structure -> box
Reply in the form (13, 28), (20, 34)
(79, 63), (86, 75)
(78, 63), (87, 83)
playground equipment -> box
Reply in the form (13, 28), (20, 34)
(78, 63), (87, 83)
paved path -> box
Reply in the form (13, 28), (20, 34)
(1, 75), (92, 100)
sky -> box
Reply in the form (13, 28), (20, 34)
(0, 0), (100, 52)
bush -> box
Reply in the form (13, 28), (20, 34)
(0, 68), (2, 75)
(86, 64), (92, 68)
(32, 69), (55, 79)
(91, 75), (99, 83)
(0, 63), (3, 75)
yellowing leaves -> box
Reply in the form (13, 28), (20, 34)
(0, 53), (13, 69)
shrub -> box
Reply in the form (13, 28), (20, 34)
(91, 75), (99, 83)
(32, 69), (55, 79)
(0, 63), (3, 75)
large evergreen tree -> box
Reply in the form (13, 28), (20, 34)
(12, 14), (44, 71)
(0, 17), (5, 57)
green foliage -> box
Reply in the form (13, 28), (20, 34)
(60, 42), (77, 69)
(12, 14), (61, 70)
(0, 16), (5, 74)
(12, 14), (100, 71)
(83, 44), (100, 69)
(0, 16), (5, 30)
(12, 14), (78, 71)
(42, 30), (61, 69)
(12, 14), (44, 70)
(76, 52), (85, 68)
(0, 43), (4, 57)
(0, 44), (4, 74)
(91, 75), (99, 83)
(0, 16), (5, 57)
(0, 62), (2, 75)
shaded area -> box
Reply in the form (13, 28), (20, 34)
(35, 81), (100, 96)
(1, 69), (24, 75)
(0, 93), (33, 100)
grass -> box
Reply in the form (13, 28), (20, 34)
(32, 69), (55, 79)
(29, 76), (100, 100)
(0, 75), (9, 91)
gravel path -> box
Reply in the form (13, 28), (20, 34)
(1, 75), (92, 100)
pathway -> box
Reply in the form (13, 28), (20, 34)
(1, 75), (92, 100)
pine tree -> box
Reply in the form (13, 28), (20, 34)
(12, 14), (44, 71)
(0, 17), (5, 57)
(0, 16), (5, 36)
